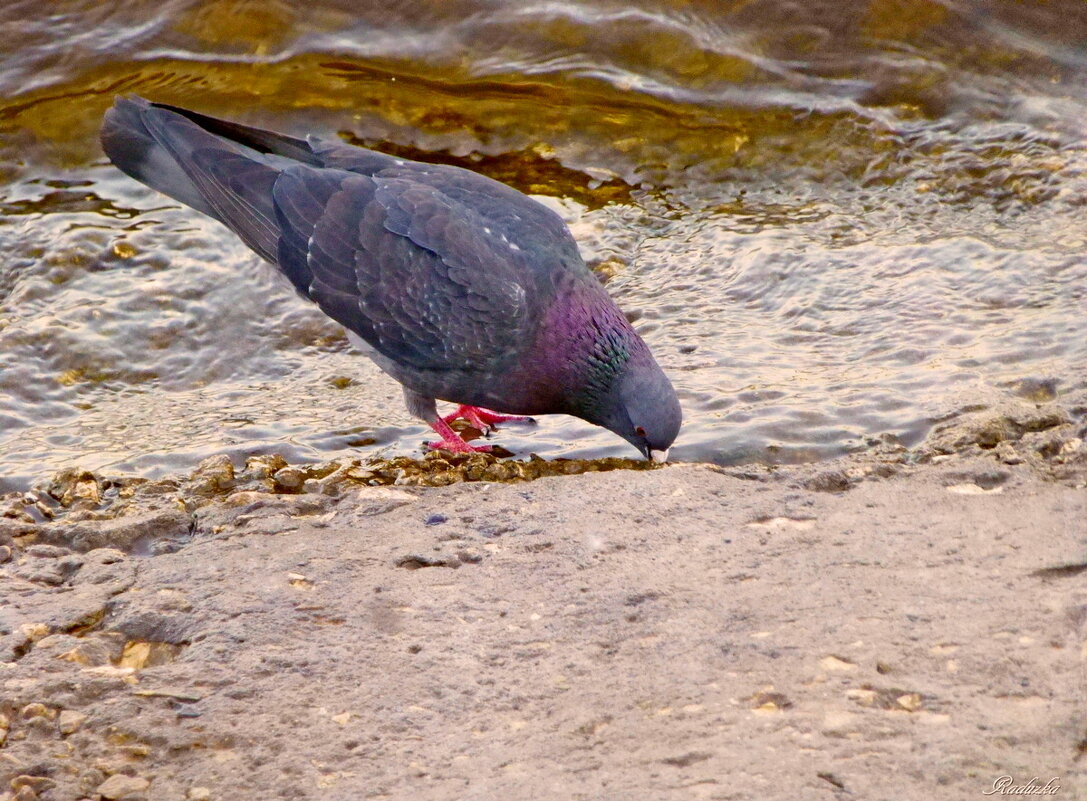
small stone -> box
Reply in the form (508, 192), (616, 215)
(846, 688), (878, 706)
(58, 710), (88, 734)
(896, 693), (923, 712)
(343, 465), (375, 481)
(804, 470), (852, 493)
(273, 466), (306, 493)
(79, 769), (106, 795)
(994, 442), (1023, 465)
(188, 788), (212, 801)
(748, 690), (791, 711)
(20, 703), (55, 721)
(19, 623), (50, 642)
(187, 455), (235, 496)
(244, 454), (288, 480)
(819, 656), (857, 672)
(96, 773), (151, 800)
(11, 775), (57, 794)
(48, 468), (103, 507)
(0, 544), (11, 563)
(287, 573), (313, 590)
(425, 513), (448, 526)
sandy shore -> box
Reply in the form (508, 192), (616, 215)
(1, 398), (1085, 801)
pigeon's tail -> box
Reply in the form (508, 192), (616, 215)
(101, 97), (223, 222)
(101, 96), (309, 264)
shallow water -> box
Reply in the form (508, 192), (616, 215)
(2, 0), (1086, 490)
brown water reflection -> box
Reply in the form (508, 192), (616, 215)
(1, 0), (1086, 489)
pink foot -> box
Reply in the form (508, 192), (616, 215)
(442, 405), (534, 433)
(426, 416), (493, 453)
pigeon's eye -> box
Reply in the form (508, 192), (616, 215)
(635, 425), (647, 437)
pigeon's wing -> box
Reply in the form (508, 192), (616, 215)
(102, 97), (563, 373)
(272, 165), (534, 373)
(307, 137), (404, 175)
(388, 163), (586, 275)
(305, 139), (589, 280)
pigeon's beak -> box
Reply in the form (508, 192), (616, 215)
(649, 448), (669, 463)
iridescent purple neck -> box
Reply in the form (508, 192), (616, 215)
(517, 279), (648, 418)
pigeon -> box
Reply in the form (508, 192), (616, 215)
(100, 96), (681, 461)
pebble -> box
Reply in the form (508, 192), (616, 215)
(20, 703), (55, 721)
(49, 467), (103, 507)
(58, 710), (88, 734)
(79, 769), (107, 794)
(12, 786), (37, 801)
(10, 775), (56, 794)
(188, 788), (212, 801)
(187, 455), (236, 496)
(245, 454), (288, 480)
(0, 545), (11, 563)
(897, 692), (924, 712)
(97, 773), (151, 800)
(19, 623), (50, 642)
(995, 442), (1023, 464)
(273, 466), (306, 492)
(804, 470), (852, 493)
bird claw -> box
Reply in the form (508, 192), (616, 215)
(425, 439), (493, 454)
(442, 405), (535, 432)
(425, 416), (494, 454)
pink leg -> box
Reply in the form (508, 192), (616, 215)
(441, 405), (534, 432)
(426, 416), (493, 453)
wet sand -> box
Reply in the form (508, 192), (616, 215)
(1, 397), (1084, 801)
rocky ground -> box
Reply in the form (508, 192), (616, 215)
(1, 396), (1085, 801)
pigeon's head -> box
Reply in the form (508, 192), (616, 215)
(592, 352), (682, 462)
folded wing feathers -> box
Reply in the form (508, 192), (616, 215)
(107, 97), (537, 376)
